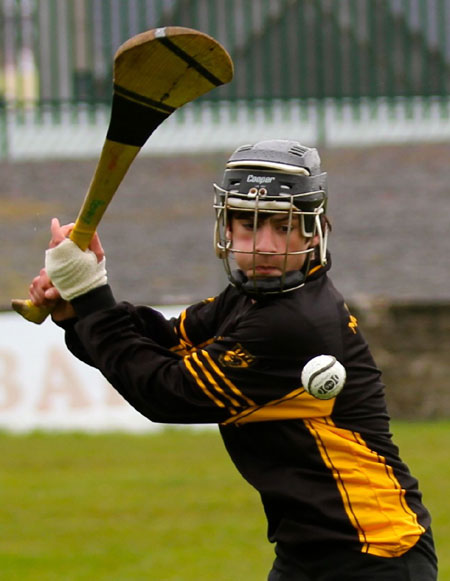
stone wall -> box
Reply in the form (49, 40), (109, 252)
(351, 301), (450, 419)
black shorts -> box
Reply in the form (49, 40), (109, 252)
(268, 528), (438, 581)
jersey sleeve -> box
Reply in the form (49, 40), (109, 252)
(71, 303), (230, 424)
(68, 285), (338, 426)
(59, 298), (180, 367)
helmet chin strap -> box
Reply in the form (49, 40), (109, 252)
(231, 269), (306, 296)
(227, 242), (317, 296)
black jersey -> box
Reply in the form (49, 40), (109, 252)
(62, 259), (431, 559)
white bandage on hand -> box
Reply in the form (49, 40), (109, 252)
(45, 238), (107, 301)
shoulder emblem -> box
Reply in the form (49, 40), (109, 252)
(348, 314), (358, 334)
(344, 303), (359, 334)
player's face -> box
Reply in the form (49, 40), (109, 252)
(228, 212), (312, 279)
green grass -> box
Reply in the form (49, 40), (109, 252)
(0, 422), (448, 580)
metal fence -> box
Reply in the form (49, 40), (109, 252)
(1, 0), (450, 158)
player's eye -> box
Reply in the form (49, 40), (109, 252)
(278, 222), (293, 233)
(234, 219), (254, 232)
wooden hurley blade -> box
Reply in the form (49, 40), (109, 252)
(107, 26), (233, 147)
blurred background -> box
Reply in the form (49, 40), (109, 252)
(1, 2), (450, 579)
(1, 0), (450, 422)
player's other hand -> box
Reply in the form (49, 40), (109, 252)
(45, 217), (108, 302)
(28, 267), (76, 321)
(49, 217), (105, 262)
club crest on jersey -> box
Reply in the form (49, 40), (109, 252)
(219, 343), (255, 368)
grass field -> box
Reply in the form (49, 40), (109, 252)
(1, 421), (448, 580)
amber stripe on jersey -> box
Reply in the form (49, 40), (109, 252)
(171, 309), (193, 355)
(221, 387), (335, 426)
(183, 356), (229, 410)
(304, 417), (425, 558)
(183, 349), (255, 412)
(171, 336), (215, 357)
(171, 302), (216, 356)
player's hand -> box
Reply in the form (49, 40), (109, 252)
(49, 218), (105, 262)
(45, 218), (108, 302)
(49, 218), (75, 248)
(28, 267), (76, 321)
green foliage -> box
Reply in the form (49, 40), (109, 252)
(0, 422), (448, 580)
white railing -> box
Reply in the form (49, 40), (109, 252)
(2, 97), (450, 161)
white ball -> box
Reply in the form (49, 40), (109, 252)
(301, 355), (346, 400)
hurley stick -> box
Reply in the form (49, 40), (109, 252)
(12, 26), (233, 323)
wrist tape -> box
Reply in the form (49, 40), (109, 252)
(45, 239), (107, 301)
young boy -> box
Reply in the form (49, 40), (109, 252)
(29, 140), (438, 580)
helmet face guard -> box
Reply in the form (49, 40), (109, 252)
(213, 141), (329, 295)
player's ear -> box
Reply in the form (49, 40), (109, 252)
(225, 215), (233, 239)
(308, 234), (320, 248)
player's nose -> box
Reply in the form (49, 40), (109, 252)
(254, 223), (279, 253)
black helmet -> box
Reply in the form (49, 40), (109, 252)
(214, 139), (329, 295)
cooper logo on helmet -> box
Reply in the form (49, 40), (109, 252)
(246, 175), (276, 184)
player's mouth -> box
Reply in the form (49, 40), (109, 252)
(248, 265), (282, 277)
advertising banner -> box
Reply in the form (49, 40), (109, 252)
(0, 307), (184, 432)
